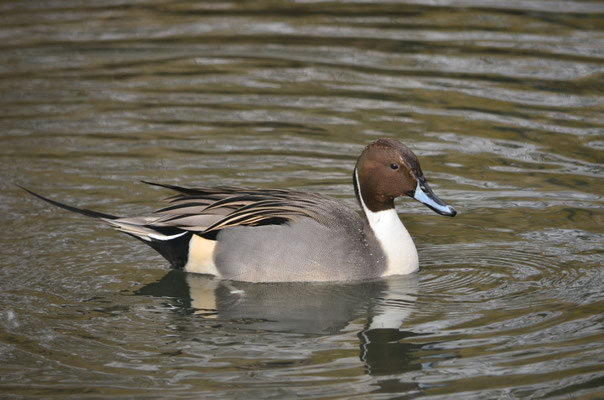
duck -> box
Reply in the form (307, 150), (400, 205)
(22, 138), (456, 282)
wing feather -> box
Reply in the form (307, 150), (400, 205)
(137, 182), (340, 235)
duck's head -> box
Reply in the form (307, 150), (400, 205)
(354, 138), (457, 217)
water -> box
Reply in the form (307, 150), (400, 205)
(1, 0), (603, 398)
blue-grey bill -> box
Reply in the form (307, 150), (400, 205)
(413, 179), (457, 217)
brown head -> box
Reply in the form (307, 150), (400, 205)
(353, 138), (456, 216)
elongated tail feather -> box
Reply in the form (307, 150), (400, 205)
(18, 185), (118, 220)
(20, 186), (192, 268)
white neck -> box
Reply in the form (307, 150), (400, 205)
(355, 170), (419, 276)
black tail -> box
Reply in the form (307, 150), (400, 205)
(146, 232), (192, 269)
(20, 186), (192, 269)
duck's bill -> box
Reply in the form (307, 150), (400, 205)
(413, 178), (457, 217)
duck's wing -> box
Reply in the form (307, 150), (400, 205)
(22, 182), (346, 269)
(138, 181), (337, 236)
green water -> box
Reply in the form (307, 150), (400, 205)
(1, 1), (603, 398)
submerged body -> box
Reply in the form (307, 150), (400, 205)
(23, 138), (456, 282)
(202, 209), (387, 281)
(188, 203), (415, 282)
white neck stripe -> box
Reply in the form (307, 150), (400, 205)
(354, 169), (419, 276)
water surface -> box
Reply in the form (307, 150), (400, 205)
(1, 0), (603, 398)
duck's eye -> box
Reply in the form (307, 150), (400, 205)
(390, 163), (399, 170)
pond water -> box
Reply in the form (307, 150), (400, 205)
(1, 0), (603, 398)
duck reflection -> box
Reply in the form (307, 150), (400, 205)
(136, 270), (423, 375)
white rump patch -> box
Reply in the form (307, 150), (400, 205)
(184, 234), (220, 277)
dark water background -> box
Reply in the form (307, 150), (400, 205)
(1, 1), (603, 398)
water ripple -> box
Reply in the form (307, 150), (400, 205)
(1, 0), (603, 398)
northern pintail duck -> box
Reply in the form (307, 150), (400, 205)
(23, 138), (456, 282)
